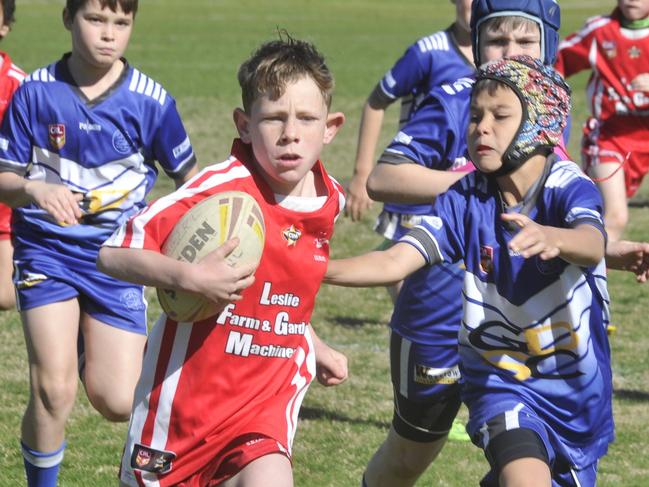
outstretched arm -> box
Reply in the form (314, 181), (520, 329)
(605, 239), (649, 283)
(98, 238), (257, 304)
(325, 242), (427, 287)
(502, 213), (605, 266)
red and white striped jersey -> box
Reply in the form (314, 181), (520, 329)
(556, 8), (649, 139)
(0, 51), (25, 121)
(0, 51), (25, 235)
(107, 139), (344, 486)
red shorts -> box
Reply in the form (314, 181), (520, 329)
(582, 118), (649, 198)
(178, 434), (288, 487)
(0, 203), (11, 240)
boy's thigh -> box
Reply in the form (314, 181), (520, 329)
(389, 332), (462, 441)
(14, 252), (147, 333)
(192, 434), (291, 487)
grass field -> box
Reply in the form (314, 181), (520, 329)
(2, 0), (649, 485)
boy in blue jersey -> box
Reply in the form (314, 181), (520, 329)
(326, 55), (625, 487)
(345, 0), (474, 224)
(358, 2), (567, 487)
(0, 1), (198, 485)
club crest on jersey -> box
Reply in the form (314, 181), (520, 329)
(480, 245), (494, 274)
(131, 443), (176, 474)
(601, 40), (616, 59)
(628, 46), (641, 59)
(48, 124), (66, 150)
(282, 225), (302, 247)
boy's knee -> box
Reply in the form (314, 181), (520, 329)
(34, 377), (78, 418)
(85, 385), (133, 422)
(379, 434), (443, 478)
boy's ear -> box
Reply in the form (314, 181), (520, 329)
(233, 108), (252, 143)
(0, 24), (9, 39)
(323, 112), (345, 144)
(62, 8), (73, 30)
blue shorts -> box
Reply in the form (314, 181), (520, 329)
(13, 245), (147, 334)
(390, 331), (462, 441)
(471, 402), (599, 487)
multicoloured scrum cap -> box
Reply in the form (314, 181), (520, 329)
(471, 0), (561, 65)
(473, 55), (571, 177)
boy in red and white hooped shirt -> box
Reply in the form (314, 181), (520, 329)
(99, 35), (348, 487)
(0, 0), (25, 311)
(556, 0), (649, 243)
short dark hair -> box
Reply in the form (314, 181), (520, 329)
(65, 0), (138, 20)
(2, 0), (16, 27)
(238, 32), (334, 113)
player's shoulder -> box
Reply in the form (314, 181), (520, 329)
(124, 65), (174, 108)
(545, 159), (594, 190)
(412, 29), (453, 55)
(22, 62), (57, 87)
(579, 13), (615, 35)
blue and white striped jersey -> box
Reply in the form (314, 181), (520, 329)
(381, 75), (474, 217)
(0, 54), (196, 250)
(378, 27), (474, 127)
(401, 159), (614, 468)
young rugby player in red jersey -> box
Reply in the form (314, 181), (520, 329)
(0, 0), (25, 311)
(99, 36), (348, 487)
(556, 0), (649, 245)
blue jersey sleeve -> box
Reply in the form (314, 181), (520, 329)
(150, 99), (196, 180)
(553, 165), (606, 236)
(0, 86), (33, 174)
(399, 182), (467, 264)
(381, 79), (473, 170)
(379, 41), (431, 101)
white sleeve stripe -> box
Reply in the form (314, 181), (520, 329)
(559, 17), (610, 49)
(136, 73), (148, 93)
(144, 77), (155, 97)
(8, 69), (25, 81)
(152, 82), (161, 101)
(158, 89), (167, 106)
(129, 68), (140, 91)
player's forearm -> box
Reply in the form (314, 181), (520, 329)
(366, 163), (464, 204)
(0, 171), (33, 207)
(97, 246), (199, 291)
(353, 102), (386, 177)
(553, 225), (605, 266)
(325, 243), (425, 286)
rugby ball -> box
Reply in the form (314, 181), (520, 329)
(157, 190), (265, 322)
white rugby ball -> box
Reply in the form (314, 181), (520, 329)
(157, 190), (265, 322)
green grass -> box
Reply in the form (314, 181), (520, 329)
(2, 0), (649, 485)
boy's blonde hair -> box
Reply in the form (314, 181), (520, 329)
(238, 34), (334, 113)
(479, 15), (540, 41)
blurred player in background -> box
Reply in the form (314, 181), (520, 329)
(99, 35), (348, 487)
(556, 0), (649, 244)
(0, 1), (198, 485)
(0, 0), (25, 311)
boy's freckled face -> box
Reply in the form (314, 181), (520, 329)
(467, 85), (522, 173)
(66, 0), (134, 69)
(480, 24), (541, 64)
(242, 76), (336, 195)
(618, 0), (649, 21)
